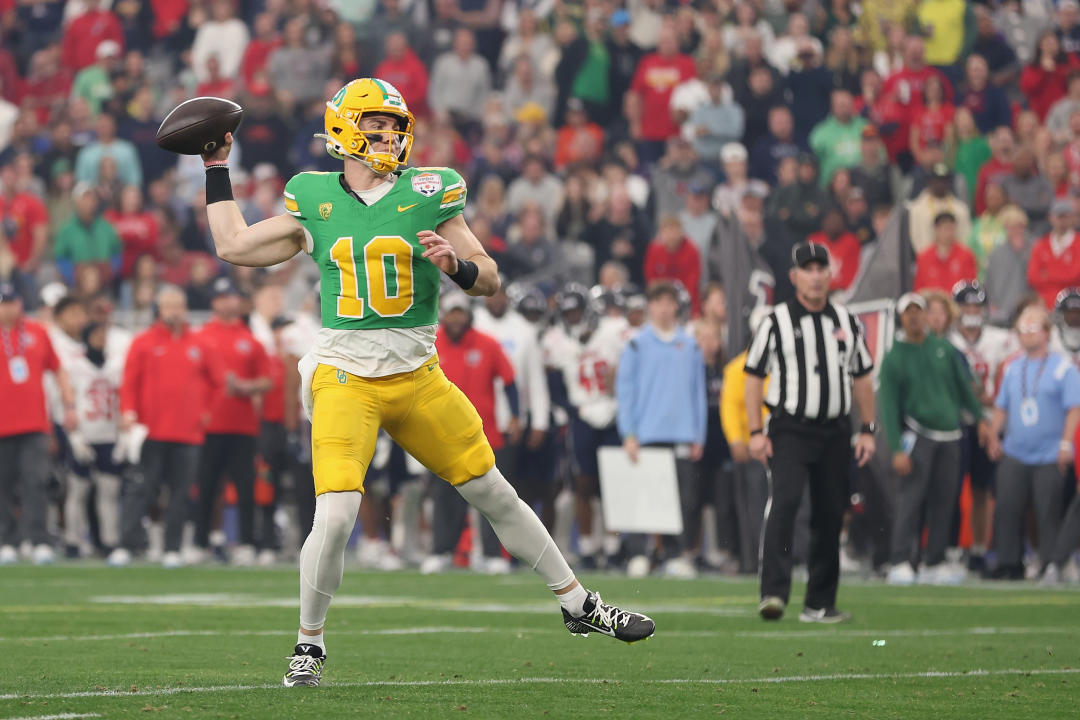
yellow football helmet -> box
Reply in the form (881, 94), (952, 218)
(315, 78), (415, 175)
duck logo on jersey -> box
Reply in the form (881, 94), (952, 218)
(412, 172), (443, 197)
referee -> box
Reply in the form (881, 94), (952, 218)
(744, 242), (877, 623)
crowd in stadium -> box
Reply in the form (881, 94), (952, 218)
(2, 0), (1080, 585)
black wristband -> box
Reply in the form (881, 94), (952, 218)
(205, 165), (233, 204)
(449, 258), (479, 290)
(749, 429), (763, 437)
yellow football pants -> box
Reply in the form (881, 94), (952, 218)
(310, 357), (495, 495)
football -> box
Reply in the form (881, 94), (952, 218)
(156, 96), (243, 156)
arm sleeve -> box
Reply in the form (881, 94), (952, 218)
(503, 381), (521, 417)
(743, 314), (775, 377)
(436, 168), (467, 225)
(720, 357), (747, 445)
(878, 353), (904, 453)
(615, 340), (640, 439)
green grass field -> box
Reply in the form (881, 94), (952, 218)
(2, 566), (1078, 719)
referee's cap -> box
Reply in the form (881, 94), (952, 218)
(897, 292), (927, 313)
(792, 241), (830, 269)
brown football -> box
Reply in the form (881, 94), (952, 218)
(156, 97), (243, 155)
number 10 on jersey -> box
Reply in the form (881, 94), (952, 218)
(330, 235), (415, 318)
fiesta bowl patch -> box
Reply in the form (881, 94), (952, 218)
(412, 172), (443, 197)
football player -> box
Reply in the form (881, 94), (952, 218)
(200, 78), (654, 687)
(948, 281), (1017, 571)
(1052, 288), (1080, 367)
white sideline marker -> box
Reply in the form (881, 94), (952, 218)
(2, 668), (1079, 701)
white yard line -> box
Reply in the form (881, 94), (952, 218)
(2, 668), (1077, 701)
(733, 626), (1080, 639)
(0, 627), (493, 643)
(0, 714), (101, 720)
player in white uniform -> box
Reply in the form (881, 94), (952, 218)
(1051, 288), (1080, 367)
(63, 322), (125, 557)
(948, 281), (1018, 571)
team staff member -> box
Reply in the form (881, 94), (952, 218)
(193, 277), (272, 566)
(0, 282), (75, 565)
(745, 243), (877, 623)
(424, 292), (520, 574)
(255, 315), (294, 562)
(110, 285), (220, 568)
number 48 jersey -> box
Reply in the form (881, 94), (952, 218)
(284, 167), (466, 330)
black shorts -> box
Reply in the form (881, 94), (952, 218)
(961, 425), (996, 492)
(71, 443), (124, 478)
(569, 416), (621, 480)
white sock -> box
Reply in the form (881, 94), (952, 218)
(297, 631), (325, 653)
(557, 583), (588, 617)
(298, 491), (362, 633)
(455, 467), (577, 594)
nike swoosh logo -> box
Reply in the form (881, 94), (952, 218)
(398, 203), (418, 212)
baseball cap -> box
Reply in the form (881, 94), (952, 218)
(688, 180), (710, 195)
(39, 281), (68, 309)
(96, 40), (121, 60)
(1051, 197), (1075, 216)
(441, 291), (472, 314)
(611, 8), (631, 26)
(721, 142), (748, 163)
(897, 292), (927, 313)
(211, 276), (242, 298)
(791, 241), (830, 268)
(931, 162), (951, 179)
(0, 281), (17, 303)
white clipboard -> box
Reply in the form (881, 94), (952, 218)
(597, 446), (684, 535)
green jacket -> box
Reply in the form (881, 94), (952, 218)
(878, 333), (983, 453)
(53, 215), (121, 265)
(809, 115), (868, 186)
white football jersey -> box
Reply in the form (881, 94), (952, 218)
(1050, 327), (1080, 368)
(949, 325), (1018, 399)
(555, 316), (632, 429)
(44, 326), (85, 422)
(474, 307), (551, 432)
(68, 356), (123, 444)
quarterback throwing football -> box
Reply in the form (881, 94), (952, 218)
(202, 78), (655, 687)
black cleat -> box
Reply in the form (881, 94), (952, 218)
(562, 590), (655, 642)
(283, 644), (326, 687)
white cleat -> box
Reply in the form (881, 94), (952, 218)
(626, 555), (651, 578)
(257, 549), (278, 567)
(181, 546), (206, 566)
(0, 545), (17, 565)
(231, 544), (257, 567)
(162, 551), (183, 569)
(663, 556), (698, 579)
(31, 544), (55, 565)
(886, 562), (916, 586)
(918, 563), (964, 586)
(106, 548), (132, 567)
(1063, 559), (1080, 584)
(1039, 563), (1061, 587)
(419, 554), (452, 575)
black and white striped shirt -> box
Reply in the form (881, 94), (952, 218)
(744, 300), (874, 421)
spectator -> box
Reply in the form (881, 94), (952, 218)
(712, 143), (768, 219)
(954, 107), (992, 207)
(914, 211), (978, 293)
(235, 87), (292, 176)
(554, 11), (614, 125)
(1049, 74), (1080, 148)
(503, 205), (563, 286)
(737, 65), (786, 154)
(968, 181), (1009, 276)
(0, 162), (49, 275)
(809, 89), (867, 188)
(629, 24), (697, 162)
(918, 0), (971, 77)
(848, 125), (895, 209)
(425, 292), (518, 574)
(823, 26), (862, 96)
(240, 12), (282, 88)
(267, 17), (331, 111)
(1000, 147), (1055, 236)
(1020, 30), (1080, 122)
(1062, 0), (1080, 58)
(553, 99), (604, 171)
(0, 281), (74, 565)
(74, 112), (142, 187)
(807, 208), (860, 292)
(504, 57), (557, 124)
(749, 105), (803, 185)
(880, 292), (988, 585)
(989, 304), (1080, 580)
(191, 0), (250, 84)
(103, 185), (159, 280)
(686, 76), (745, 164)
(882, 36), (954, 162)
(1028, 199), (1080, 308)
(195, 55), (237, 100)
(499, 8), (558, 81)
(770, 13), (822, 75)
(192, 278), (272, 566)
(53, 183), (121, 285)
(607, 9), (643, 107)
(679, 183), (718, 264)
(120, 86), (173, 183)
(61, 0), (123, 73)
(71, 40), (122, 117)
(722, 3), (774, 59)
(505, 155), (563, 231)
(644, 215), (702, 314)
(651, 136), (714, 223)
(986, 205), (1034, 326)
(374, 31), (431, 120)
(110, 285), (219, 568)
(970, 6), (1021, 88)
(785, 40), (834, 145)
(429, 28), (493, 131)
(910, 76), (955, 168)
(616, 281), (707, 577)
(586, 188), (651, 286)
(909, 163), (973, 255)
(958, 53), (1013, 137)
(767, 152), (828, 241)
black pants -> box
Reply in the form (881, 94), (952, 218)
(120, 440), (201, 553)
(761, 415), (852, 610)
(258, 421), (289, 550)
(195, 433), (256, 548)
(0, 432), (50, 546)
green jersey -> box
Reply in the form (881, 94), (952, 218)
(284, 166), (467, 330)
